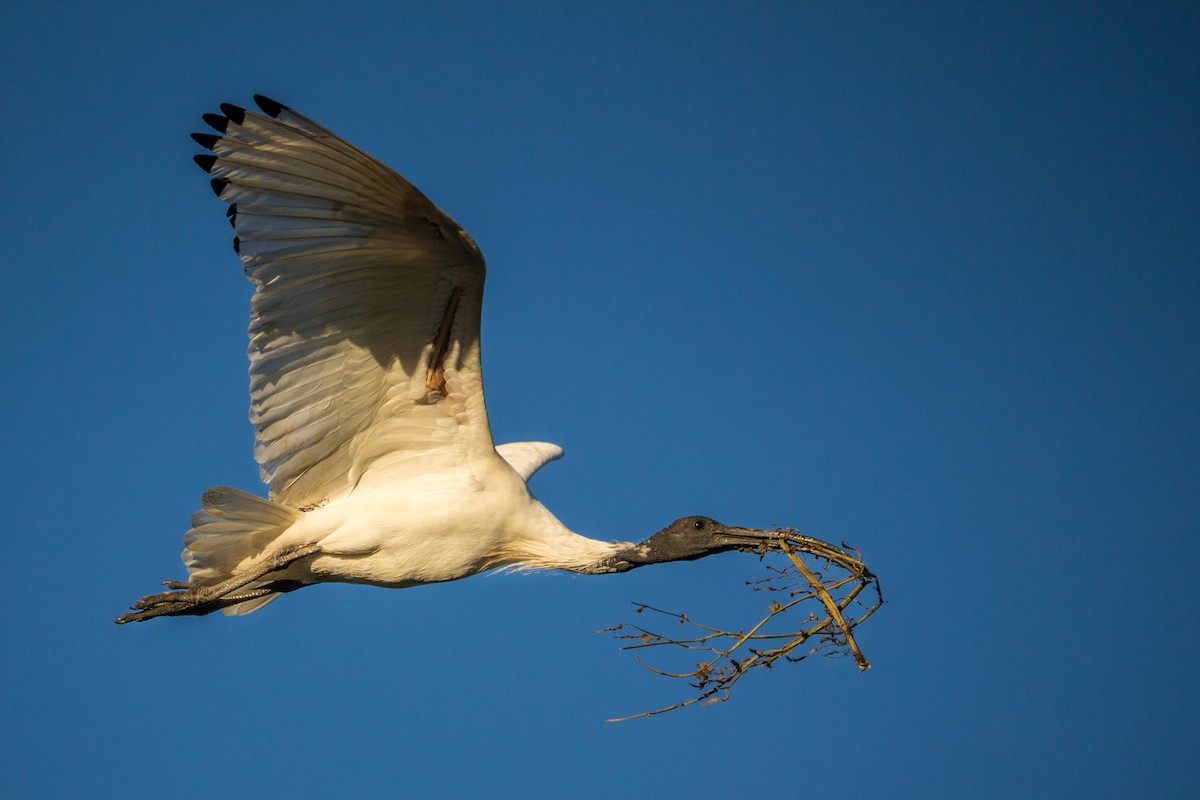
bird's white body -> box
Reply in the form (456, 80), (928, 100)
(273, 455), (625, 589)
(188, 436), (632, 614)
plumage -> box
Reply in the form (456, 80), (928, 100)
(190, 133), (220, 151)
(117, 95), (854, 624)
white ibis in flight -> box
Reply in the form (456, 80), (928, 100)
(118, 95), (855, 623)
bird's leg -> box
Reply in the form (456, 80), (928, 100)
(115, 543), (322, 624)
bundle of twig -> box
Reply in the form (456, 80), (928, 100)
(602, 529), (883, 721)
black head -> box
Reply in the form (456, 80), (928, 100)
(609, 516), (768, 569)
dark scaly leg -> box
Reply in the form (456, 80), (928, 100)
(116, 543), (322, 624)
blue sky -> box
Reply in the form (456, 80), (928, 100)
(2, 1), (1197, 797)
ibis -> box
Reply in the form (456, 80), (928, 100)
(118, 95), (855, 623)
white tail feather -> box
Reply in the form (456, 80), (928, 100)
(221, 588), (283, 616)
(182, 486), (301, 615)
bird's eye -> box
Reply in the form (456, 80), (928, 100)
(692, 519), (706, 530)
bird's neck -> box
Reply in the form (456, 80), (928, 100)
(490, 503), (635, 575)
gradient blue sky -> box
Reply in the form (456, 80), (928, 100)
(2, 2), (1197, 797)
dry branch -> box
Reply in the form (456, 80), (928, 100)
(603, 529), (883, 721)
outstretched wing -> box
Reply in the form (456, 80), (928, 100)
(193, 95), (494, 509)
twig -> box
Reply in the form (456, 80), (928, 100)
(604, 529), (883, 721)
(780, 540), (870, 671)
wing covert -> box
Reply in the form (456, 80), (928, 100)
(495, 442), (564, 482)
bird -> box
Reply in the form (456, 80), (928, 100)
(117, 95), (858, 623)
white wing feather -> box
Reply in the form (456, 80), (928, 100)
(495, 442), (564, 482)
(197, 98), (495, 508)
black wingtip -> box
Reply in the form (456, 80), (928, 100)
(191, 132), (220, 150)
(232, 235), (241, 253)
(219, 103), (246, 125)
(193, 154), (218, 172)
(202, 113), (228, 133)
(210, 177), (229, 198)
(227, 204), (238, 227)
(254, 94), (286, 117)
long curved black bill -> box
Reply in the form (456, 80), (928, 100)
(719, 526), (874, 580)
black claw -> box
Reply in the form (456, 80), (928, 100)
(210, 177), (229, 198)
(254, 94), (285, 117)
(193, 154), (217, 172)
(219, 103), (246, 125)
(203, 113), (229, 133)
(191, 132), (220, 150)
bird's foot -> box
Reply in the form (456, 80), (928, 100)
(117, 584), (228, 622)
(115, 543), (322, 624)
